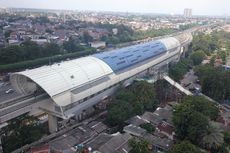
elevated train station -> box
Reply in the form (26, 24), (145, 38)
(4, 33), (193, 133)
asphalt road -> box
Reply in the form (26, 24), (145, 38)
(0, 82), (22, 103)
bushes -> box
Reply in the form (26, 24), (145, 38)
(140, 123), (155, 133)
(0, 49), (95, 72)
(0, 39), (96, 72)
(0, 42), (62, 65)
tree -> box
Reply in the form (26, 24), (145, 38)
(140, 123), (155, 133)
(130, 81), (158, 111)
(45, 28), (53, 34)
(181, 96), (219, 120)
(82, 31), (93, 44)
(169, 141), (202, 153)
(189, 50), (206, 65)
(172, 96), (218, 145)
(63, 38), (84, 52)
(106, 99), (133, 126)
(192, 33), (219, 54)
(106, 81), (158, 126)
(212, 144), (229, 153)
(201, 121), (224, 150)
(33, 16), (50, 24)
(128, 139), (150, 153)
(1, 115), (47, 153)
(43, 43), (61, 56)
(0, 45), (22, 64)
(224, 132), (230, 145)
(4, 30), (12, 38)
(22, 41), (42, 59)
(195, 65), (230, 101)
(186, 112), (209, 144)
(169, 59), (191, 82)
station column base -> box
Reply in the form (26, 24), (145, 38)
(48, 114), (58, 133)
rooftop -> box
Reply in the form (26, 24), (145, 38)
(123, 124), (146, 137)
(144, 133), (173, 151)
(156, 121), (174, 135)
(98, 133), (132, 153)
(125, 115), (149, 126)
(93, 40), (166, 72)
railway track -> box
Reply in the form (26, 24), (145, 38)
(0, 94), (49, 117)
(0, 94), (34, 109)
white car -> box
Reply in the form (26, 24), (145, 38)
(5, 89), (14, 94)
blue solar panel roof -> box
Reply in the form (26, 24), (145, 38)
(93, 40), (167, 72)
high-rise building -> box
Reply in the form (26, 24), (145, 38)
(184, 8), (192, 18)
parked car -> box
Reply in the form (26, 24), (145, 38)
(5, 89), (14, 94)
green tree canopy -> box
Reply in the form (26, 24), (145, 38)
(189, 50), (206, 65)
(63, 37), (84, 52)
(81, 31), (93, 44)
(140, 123), (155, 133)
(192, 33), (219, 54)
(172, 96), (219, 145)
(0, 41), (64, 65)
(128, 139), (150, 153)
(195, 65), (230, 101)
(201, 121), (224, 150)
(1, 115), (47, 153)
(168, 59), (192, 82)
(179, 96), (219, 120)
(130, 81), (158, 111)
(224, 132), (230, 145)
(169, 141), (202, 153)
(106, 81), (158, 126)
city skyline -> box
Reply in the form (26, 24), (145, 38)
(0, 0), (229, 16)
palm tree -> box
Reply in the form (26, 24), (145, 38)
(201, 121), (224, 150)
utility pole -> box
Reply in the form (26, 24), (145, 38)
(0, 135), (3, 153)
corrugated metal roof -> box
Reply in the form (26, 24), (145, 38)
(13, 56), (113, 97)
(93, 40), (167, 72)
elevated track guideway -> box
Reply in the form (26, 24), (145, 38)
(0, 94), (49, 123)
(163, 75), (193, 96)
(0, 94), (34, 109)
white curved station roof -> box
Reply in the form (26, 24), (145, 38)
(11, 36), (189, 107)
(12, 56), (113, 97)
(158, 37), (180, 50)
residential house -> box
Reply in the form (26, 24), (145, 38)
(30, 144), (50, 153)
(123, 124), (146, 137)
(98, 133), (132, 153)
(144, 133), (173, 153)
(156, 121), (175, 140)
(125, 115), (149, 126)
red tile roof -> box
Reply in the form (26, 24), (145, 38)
(157, 121), (173, 135)
(30, 144), (50, 153)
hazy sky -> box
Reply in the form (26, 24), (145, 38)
(0, 0), (229, 16)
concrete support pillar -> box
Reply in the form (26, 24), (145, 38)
(180, 47), (184, 58)
(48, 114), (58, 133)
